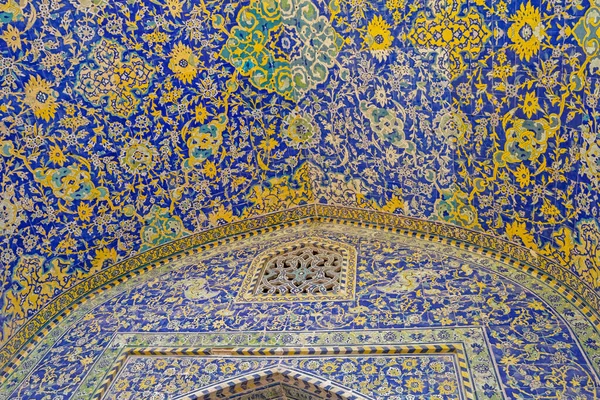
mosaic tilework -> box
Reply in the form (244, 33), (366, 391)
(105, 353), (466, 399)
(307, 0), (600, 298)
(1, 0), (600, 358)
(79, 330), (494, 400)
(109, 357), (280, 399)
(0, 0), (316, 345)
(3, 204), (600, 381)
(1, 224), (599, 399)
(91, 344), (475, 399)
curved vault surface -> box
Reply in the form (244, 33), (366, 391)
(1, 222), (599, 399)
(2, 0), (600, 361)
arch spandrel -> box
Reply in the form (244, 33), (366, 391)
(1, 217), (599, 399)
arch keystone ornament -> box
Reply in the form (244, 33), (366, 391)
(236, 237), (357, 302)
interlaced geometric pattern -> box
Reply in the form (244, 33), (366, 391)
(258, 245), (342, 296)
(236, 237), (357, 302)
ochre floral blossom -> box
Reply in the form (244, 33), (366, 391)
(168, 43), (199, 84)
(513, 164), (531, 188)
(521, 91), (542, 118)
(508, 2), (547, 61)
(23, 75), (58, 121)
(48, 145), (67, 166)
(1, 25), (21, 51)
(366, 15), (393, 52)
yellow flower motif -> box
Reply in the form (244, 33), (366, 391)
(386, 0), (405, 11)
(1, 25), (21, 51)
(48, 145), (67, 166)
(77, 203), (93, 222)
(220, 362), (236, 374)
(402, 358), (418, 370)
(259, 138), (278, 152)
(23, 75), (58, 122)
(505, 220), (537, 250)
(406, 377), (424, 393)
(491, 64), (516, 80)
(90, 248), (117, 275)
(80, 355), (93, 366)
(213, 319), (226, 329)
(321, 361), (338, 373)
(0, 101), (12, 115)
(540, 198), (560, 222)
(496, 51), (508, 65)
(353, 315), (367, 325)
(139, 376), (156, 390)
(366, 15), (393, 51)
(500, 354), (520, 366)
(507, 1), (546, 62)
(168, 43), (199, 84)
(162, 88), (182, 103)
(65, 104), (76, 116)
(165, 0), (183, 18)
(361, 364), (377, 375)
(202, 160), (217, 179)
(154, 359), (168, 370)
(114, 378), (129, 392)
(208, 204), (234, 226)
(194, 104), (208, 124)
(437, 379), (457, 395)
(496, 0), (508, 15)
(521, 91), (542, 118)
(513, 164), (531, 188)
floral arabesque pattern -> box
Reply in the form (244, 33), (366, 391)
(77, 39), (155, 119)
(0, 0), (308, 344)
(2, 224), (599, 399)
(307, 0), (600, 295)
(105, 355), (462, 399)
(0, 0), (599, 374)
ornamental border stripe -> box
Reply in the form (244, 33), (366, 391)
(94, 344), (472, 400)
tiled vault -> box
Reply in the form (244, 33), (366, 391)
(1, 0), (600, 392)
(1, 223), (600, 399)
